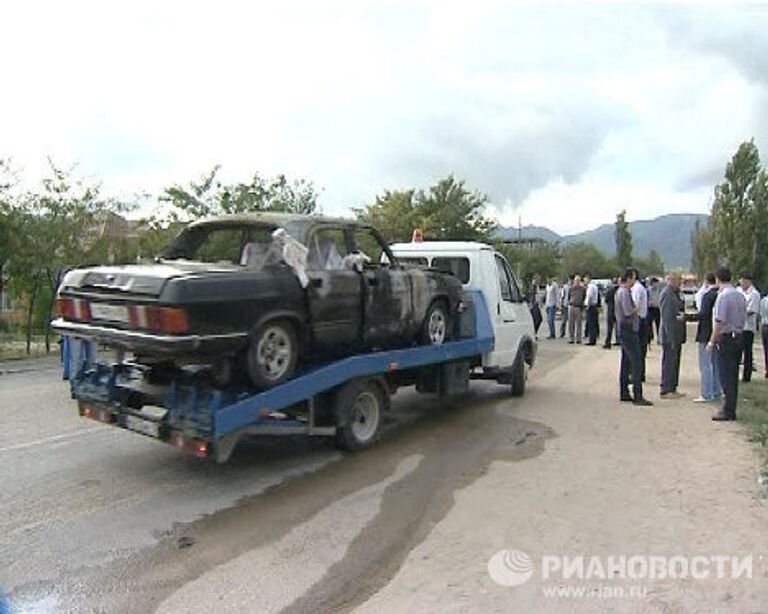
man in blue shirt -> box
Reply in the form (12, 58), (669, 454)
(709, 267), (747, 421)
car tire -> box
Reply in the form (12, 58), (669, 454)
(334, 380), (385, 451)
(419, 300), (451, 345)
(510, 355), (528, 397)
(246, 320), (298, 389)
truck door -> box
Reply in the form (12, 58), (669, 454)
(352, 227), (411, 346)
(492, 254), (526, 367)
(305, 226), (363, 353)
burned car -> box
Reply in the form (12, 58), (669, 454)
(52, 214), (464, 388)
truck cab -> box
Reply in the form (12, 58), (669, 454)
(390, 241), (536, 394)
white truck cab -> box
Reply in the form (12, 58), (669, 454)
(390, 241), (536, 395)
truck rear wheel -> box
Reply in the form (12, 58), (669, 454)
(334, 380), (386, 451)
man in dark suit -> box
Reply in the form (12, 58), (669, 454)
(659, 273), (686, 398)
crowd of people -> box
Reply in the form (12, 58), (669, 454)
(534, 267), (763, 421)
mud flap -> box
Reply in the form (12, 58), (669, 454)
(212, 432), (240, 464)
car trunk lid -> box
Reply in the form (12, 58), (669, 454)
(64, 261), (240, 298)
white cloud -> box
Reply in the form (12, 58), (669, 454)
(0, 1), (766, 233)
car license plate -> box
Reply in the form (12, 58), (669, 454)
(90, 303), (130, 324)
(124, 415), (160, 438)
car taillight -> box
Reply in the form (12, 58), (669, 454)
(128, 305), (189, 334)
(159, 308), (189, 333)
(55, 297), (91, 321)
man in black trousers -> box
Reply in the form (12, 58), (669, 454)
(631, 271), (649, 382)
(659, 273), (686, 398)
(584, 275), (600, 345)
(616, 269), (653, 406)
(709, 267), (747, 421)
(738, 273), (760, 382)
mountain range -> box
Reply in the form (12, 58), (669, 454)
(497, 213), (709, 270)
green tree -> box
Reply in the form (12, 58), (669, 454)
(418, 175), (497, 241)
(707, 140), (768, 287)
(161, 166), (319, 221)
(614, 209), (633, 269)
(0, 159), (19, 285)
(634, 249), (665, 278)
(690, 219), (718, 280)
(353, 189), (418, 243)
(498, 240), (561, 286)
(355, 175), (496, 243)
(8, 161), (118, 352)
(561, 241), (617, 279)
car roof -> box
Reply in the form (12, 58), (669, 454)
(189, 212), (355, 228)
(390, 241), (494, 252)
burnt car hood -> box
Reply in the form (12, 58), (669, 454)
(60, 261), (241, 297)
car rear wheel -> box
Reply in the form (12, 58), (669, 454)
(246, 320), (298, 389)
(419, 301), (451, 345)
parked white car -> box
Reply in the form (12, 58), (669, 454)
(390, 241), (536, 395)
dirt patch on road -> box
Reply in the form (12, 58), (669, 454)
(355, 340), (768, 613)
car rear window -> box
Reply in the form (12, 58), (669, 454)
(432, 257), (470, 284)
(164, 225), (274, 264)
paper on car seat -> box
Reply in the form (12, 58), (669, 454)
(343, 251), (370, 273)
(272, 228), (310, 288)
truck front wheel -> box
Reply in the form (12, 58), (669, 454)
(334, 380), (386, 451)
(510, 355), (528, 397)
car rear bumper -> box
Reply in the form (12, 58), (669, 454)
(51, 318), (247, 356)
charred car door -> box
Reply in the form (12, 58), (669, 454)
(305, 226), (363, 353)
(351, 227), (412, 347)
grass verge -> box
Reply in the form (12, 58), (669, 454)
(739, 380), (768, 494)
(0, 334), (53, 361)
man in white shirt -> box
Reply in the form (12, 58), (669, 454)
(544, 277), (560, 339)
(584, 275), (600, 345)
(739, 274), (761, 382)
(694, 281), (708, 311)
(631, 271), (649, 381)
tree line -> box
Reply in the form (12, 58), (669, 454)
(691, 139), (768, 290)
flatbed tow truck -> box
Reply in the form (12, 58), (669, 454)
(60, 243), (535, 463)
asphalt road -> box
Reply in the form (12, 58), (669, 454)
(0, 344), (567, 613)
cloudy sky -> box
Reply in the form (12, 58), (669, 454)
(1, 1), (767, 234)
